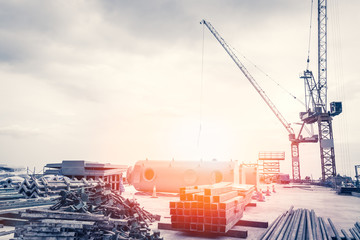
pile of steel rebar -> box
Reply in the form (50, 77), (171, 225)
(49, 184), (161, 223)
(18, 176), (99, 198)
(260, 207), (360, 240)
(13, 185), (163, 239)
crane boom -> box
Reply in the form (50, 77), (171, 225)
(201, 19), (318, 181)
(201, 20), (294, 136)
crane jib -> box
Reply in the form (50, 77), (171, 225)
(201, 19), (294, 136)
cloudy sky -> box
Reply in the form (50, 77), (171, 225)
(0, 0), (359, 179)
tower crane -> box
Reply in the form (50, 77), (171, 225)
(201, 19), (318, 182)
(300, 0), (342, 181)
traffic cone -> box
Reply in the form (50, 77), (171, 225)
(252, 190), (258, 200)
(258, 190), (265, 202)
(272, 185), (276, 193)
(151, 185), (158, 198)
(266, 186), (271, 196)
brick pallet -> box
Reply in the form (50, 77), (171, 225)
(169, 183), (255, 234)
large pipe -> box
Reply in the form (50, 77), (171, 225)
(127, 160), (239, 193)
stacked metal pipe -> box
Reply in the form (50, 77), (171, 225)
(169, 183), (255, 233)
(0, 176), (24, 189)
(260, 207), (360, 240)
(18, 176), (99, 198)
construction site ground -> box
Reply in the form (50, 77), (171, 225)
(1, 184), (360, 239)
(129, 184), (360, 239)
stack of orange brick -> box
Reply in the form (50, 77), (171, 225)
(169, 183), (255, 233)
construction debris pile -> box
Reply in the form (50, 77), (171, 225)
(169, 182), (255, 234)
(0, 181), (56, 211)
(260, 207), (360, 240)
(12, 183), (163, 239)
(18, 175), (99, 198)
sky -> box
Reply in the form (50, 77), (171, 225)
(0, 0), (359, 179)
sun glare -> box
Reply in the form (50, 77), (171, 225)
(172, 118), (240, 161)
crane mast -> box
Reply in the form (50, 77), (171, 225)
(300, 0), (342, 181)
(201, 19), (317, 181)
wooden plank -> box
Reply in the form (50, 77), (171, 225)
(246, 202), (257, 207)
(226, 227), (248, 238)
(157, 222), (248, 238)
(236, 219), (268, 228)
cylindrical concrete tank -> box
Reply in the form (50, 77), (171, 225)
(127, 160), (236, 193)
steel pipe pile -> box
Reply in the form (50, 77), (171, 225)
(340, 221), (360, 240)
(0, 177), (24, 189)
(260, 207), (360, 240)
(169, 182), (255, 234)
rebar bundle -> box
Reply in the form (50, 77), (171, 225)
(260, 207), (360, 240)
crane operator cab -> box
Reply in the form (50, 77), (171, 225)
(330, 101), (342, 117)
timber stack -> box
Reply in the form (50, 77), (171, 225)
(169, 182), (255, 234)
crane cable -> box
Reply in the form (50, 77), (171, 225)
(306, 0), (314, 70)
(197, 23), (205, 148)
(330, 0), (352, 177)
(230, 45), (306, 107)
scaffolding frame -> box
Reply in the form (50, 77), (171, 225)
(258, 151), (285, 182)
